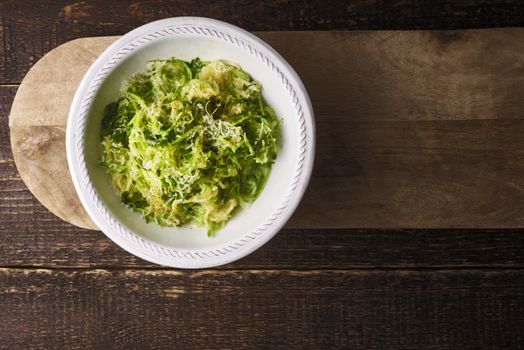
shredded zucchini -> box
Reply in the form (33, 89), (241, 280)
(100, 58), (280, 236)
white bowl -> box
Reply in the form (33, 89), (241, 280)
(66, 17), (315, 268)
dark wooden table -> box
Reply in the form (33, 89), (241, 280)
(2, 1), (524, 349)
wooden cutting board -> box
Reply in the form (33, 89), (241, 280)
(9, 29), (524, 230)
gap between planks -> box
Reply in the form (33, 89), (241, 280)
(2, 266), (524, 273)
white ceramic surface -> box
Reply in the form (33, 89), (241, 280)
(66, 17), (315, 268)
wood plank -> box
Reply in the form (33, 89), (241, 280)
(1, 1), (524, 83)
(4, 212), (524, 269)
(0, 86), (16, 159)
(290, 119), (524, 228)
(271, 29), (524, 122)
(1, 268), (523, 349)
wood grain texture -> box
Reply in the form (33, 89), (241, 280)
(7, 37), (115, 229)
(0, 86), (16, 158)
(4, 217), (524, 269)
(8, 29), (524, 229)
(1, 1), (524, 83)
(1, 268), (523, 350)
(2, 2), (524, 350)
(292, 119), (524, 228)
(280, 29), (524, 122)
